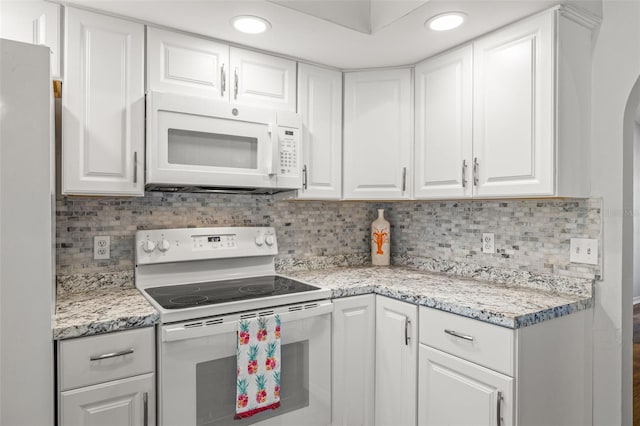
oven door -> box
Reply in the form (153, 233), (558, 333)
(147, 91), (278, 189)
(158, 302), (332, 426)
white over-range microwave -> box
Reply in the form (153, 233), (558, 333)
(146, 91), (302, 193)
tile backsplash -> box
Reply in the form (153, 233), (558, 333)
(56, 193), (601, 280)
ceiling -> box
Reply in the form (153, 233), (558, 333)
(60, 0), (601, 69)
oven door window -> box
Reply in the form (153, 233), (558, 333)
(196, 341), (309, 426)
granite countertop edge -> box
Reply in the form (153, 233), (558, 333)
(320, 284), (593, 329)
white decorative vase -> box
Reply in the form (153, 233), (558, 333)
(371, 209), (390, 266)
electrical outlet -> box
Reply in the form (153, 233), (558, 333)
(482, 233), (495, 254)
(94, 236), (110, 260)
(570, 238), (598, 265)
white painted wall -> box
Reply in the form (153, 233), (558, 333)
(634, 122), (640, 302)
(590, 1), (640, 424)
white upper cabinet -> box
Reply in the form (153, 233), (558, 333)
(414, 45), (472, 199)
(473, 8), (593, 198)
(147, 27), (229, 99)
(415, 7), (593, 199)
(230, 47), (297, 111)
(146, 28), (296, 111)
(473, 11), (555, 197)
(297, 63), (342, 199)
(62, 7), (144, 196)
(343, 69), (412, 200)
(0, 1), (61, 79)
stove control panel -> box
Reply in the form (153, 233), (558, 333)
(135, 227), (278, 265)
(193, 234), (236, 251)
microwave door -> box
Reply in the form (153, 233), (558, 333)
(147, 96), (277, 189)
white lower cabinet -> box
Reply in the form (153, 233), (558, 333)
(375, 296), (417, 426)
(61, 374), (154, 426)
(418, 345), (513, 426)
(332, 295), (376, 426)
(58, 327), (156, 426)
(418, 306), (592, 426)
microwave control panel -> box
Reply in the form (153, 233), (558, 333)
(278, 128), (299, 176)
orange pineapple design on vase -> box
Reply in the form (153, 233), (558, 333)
(371, 208), (390, 266)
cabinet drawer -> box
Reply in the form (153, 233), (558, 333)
(419, 307), (514, 376)
(59, 327), (155, 391)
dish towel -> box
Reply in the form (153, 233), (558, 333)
(235, 314), (281, 419)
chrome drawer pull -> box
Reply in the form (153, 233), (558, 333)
(405, 317), (411, 346)
(444, 329), (474, 341)
(89, 348), (134, 361)
(473, 157), (479, 186)
(462, 159), (468, 188)
(497, 390), (503, 426)
(221, 64), (226, 97)
(143, 392), (149, 426)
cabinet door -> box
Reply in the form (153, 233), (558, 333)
(297, 64), (342, 200)
(344, 69), (412, 200)
(414, 45), (472, 199)
(63, 8), (144, 196)
(418, 345), (513, 426)
(147, 27), (229, 99)
(61, 373), (155, 426)
(375, 296), (417, 426)
(230, 47), (296, 111)
(473, 12), (555, 197)
(332, 295), (376, 426)
(0, 1), (61, 79)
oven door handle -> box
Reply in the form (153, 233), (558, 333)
(162, 302), (333, 342)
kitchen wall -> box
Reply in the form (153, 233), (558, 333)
(56, 193), (601, 281)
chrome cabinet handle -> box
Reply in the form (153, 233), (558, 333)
(143, 392), (149, 426)
(497, 391), (503, 426)
(444, 329), (474, 341)
(405, 317), (411, 345)
(234, 68), (239, 100)
(473, 157), (479, 186)
(302, 165), (308, 190)
(462, 159), (468, 188)
(221, 64), (226, 97)
(89, 348), (134, 361)
(133, 151), (138, 184)
(402, 167), (407, 192)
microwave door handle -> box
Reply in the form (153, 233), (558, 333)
(266, 123), (277, 176)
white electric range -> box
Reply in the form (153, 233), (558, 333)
(135, 226), (332, 426)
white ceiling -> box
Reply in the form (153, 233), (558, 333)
(60, 0), (601, 69)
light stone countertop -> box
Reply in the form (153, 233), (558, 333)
(281, 265), (593, 328)
(53, 262), (593, 339)
(53, 287), (159, 340)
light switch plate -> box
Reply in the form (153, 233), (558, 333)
(94, 236), (110, 260)
(569, 238), (598, 265)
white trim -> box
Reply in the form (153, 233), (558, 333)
(633, 296), (640, 305)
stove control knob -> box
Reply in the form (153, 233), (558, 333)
(265, 235), (275, 246)
(255, 235), (265, 246)
(141, 240), (157, 253)
(158, 239), (171, 252)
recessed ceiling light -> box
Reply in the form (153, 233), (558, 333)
(232, 15), (271, 34)
(426, 12), (466, 31)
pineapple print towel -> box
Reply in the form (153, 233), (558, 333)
(235, 314), (281, 419)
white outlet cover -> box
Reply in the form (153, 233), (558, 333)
(94, 236), (110, 260)
(482, 233), (495, 254)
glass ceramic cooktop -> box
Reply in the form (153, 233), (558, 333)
(144, 275), (321, 310)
